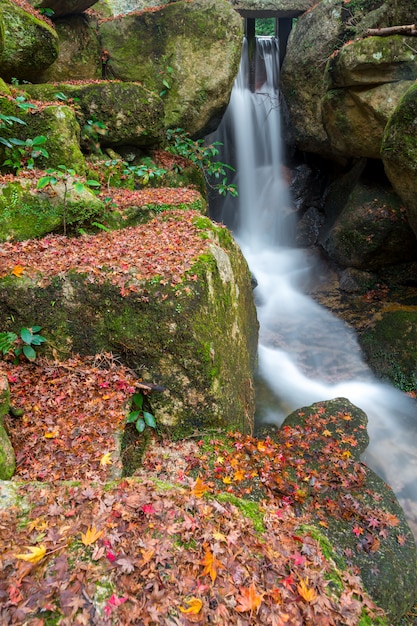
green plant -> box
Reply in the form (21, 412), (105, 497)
(82, 117), (107, 154)
(159, 65), (173, 97)
(3, 135), (48, 172)
(126, 392), (156, 433)
(0, 326), (47, 362)
(166, 128), (237, 197)
(104, 157), (167, 190)
(37, 165), (101, 235)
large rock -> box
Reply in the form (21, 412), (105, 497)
(37, 15), (102, 82)
(0, 176), (104, 240)
(360, 308), (417, 392)
(382, 82), (417, 239)
(98, 0), (243, 136)
(24, 81), (164, 148)
(280, 0), (414, 156)
(321, 36), (417, 158)
(263, 397), (417, 623)
(0, 374), (15, 480)
(0, 0), (59, 83)
(0, 212), (259, 434)
(320, 179), (417, 270)
(33, 0), (98, 18)
(0, 97), (86, 173)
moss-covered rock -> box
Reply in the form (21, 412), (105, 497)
(0, 96), (86, 173)
(98, 0), (243, 136)
(0, 176), (104, 240)
(24, 81), (164, 149)
(382, 82), (417, 239)
(32, 0), (99, 18)
(0, 213), (258, 434)
(0, 0), (59, 83)
(0, 373), (15, 479)
(359, 307), (417, 391)
(278, 398), (417, 623)
(37, 14), (102, 82)
(320, 180), (417, 270)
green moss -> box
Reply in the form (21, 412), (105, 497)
(214, 493), (265, 533)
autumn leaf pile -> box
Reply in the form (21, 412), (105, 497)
(0, 210), (209, 296)
(0, 354), (393, 625)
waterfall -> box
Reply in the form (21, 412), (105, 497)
(209, 38), (417, 532)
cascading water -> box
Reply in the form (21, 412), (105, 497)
(209, 38), (417, 533)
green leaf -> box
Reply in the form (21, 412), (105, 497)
(32, 135), (47, 146)
(127, 410), (140, 423)
(22, 345), (36, 361)
(31, 325), (42, 333)
(86, 180), (101, 187)
(135, 418), (146, 433)
(132, 393), (144, 410)
(37, 176), (53, 189)
(20, 327), (34, 344)
(29, 335), (46, 346)
(143, 412), (156, 428)
(73, 182), (85, 193)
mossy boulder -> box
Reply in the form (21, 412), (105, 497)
(359, 307), (417, 392)
(0, 213), (259, 434)
(275, 398), (417, 623)
(24, 81), (164, 149)
(32, 0), (99, 18)
(0, 0), (59, 83)
(320, 180), (417, 270)
(98, 0), (243, 136)
(382, 82), (417, 239)
(0, 176), (104, 240)
(37, 14), (102, 82)
(321, 36), (417, 158)
(0, 97), (86, 173)
(0, 373), (15, 479)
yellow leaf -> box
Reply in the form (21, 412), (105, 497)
(297, 578), (317, 603)
(200, 545), (224, 582)
(100, 452), (112, 466)
(44, 431), (59, 439)
(179, 597), (203, 614)
(192, 476), (209, 498)
(233, 469), (245, 481)
(11, 265), (24, 277)
(222, 476), (232, 484)
(16, 544), (46, 564)
(81, 526), (103, 546)
(213, 531), (227, 543)
(342, 450), (351, 458)
(322, 429), (332, 437)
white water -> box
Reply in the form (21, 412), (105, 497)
(210, 38), (417, 530)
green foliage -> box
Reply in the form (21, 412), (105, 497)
(126, 392), (156, 433)
(0, 326), (47, 363)
(255, 18), (275, 37)
(104, 157), (167, 189)
(3, 135), (48, 172)
(82, 118), (107, 154)
(166, 128), (237, 197)
(159, 65), (173, 97)
(37, 165), (101, 235)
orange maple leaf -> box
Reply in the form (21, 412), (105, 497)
(297, 578), (317, 603)
(235, 582), (263, 613)
(199, 545), (224, 582)
(11, 265), (24, 277)
(192, 476), (210, 498)
(179, 597), (203, 614)
(81, 526), (103, 546)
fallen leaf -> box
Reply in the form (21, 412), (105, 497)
(235, 582), (263, 613)
(81, 526), (104, 546)
(199, 545), (224, 582)
(100, 452), (112, 466)
(179, 597), (203, 614)
(192, 476), (209, 498)
(297, 578), (317, 603)
(11, 264), (24, 277)
(15, 544), (46, 564)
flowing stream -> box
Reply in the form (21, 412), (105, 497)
(209, 38), (417, 533)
